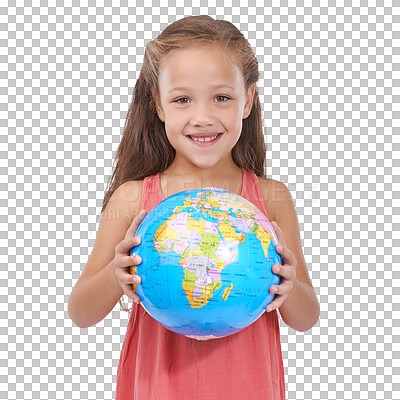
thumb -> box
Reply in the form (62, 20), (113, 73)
(125, 209), (148, 239)
(270, 221), (281, 244)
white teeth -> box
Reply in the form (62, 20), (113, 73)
(190, 134), (219, 142)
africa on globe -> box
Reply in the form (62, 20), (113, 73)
(130, 188), (281, 340)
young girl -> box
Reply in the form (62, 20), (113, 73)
(68, 15), (320, 399)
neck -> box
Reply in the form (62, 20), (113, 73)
(160, 157), (243, 197)
(163, 155), (241, 182)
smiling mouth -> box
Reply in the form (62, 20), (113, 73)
(188, 133), (222, 143)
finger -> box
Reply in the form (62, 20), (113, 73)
(266, 293), (285, 312)
(116, 236), (142, 256)
(125, 209), (148, 240)
(120, 271), (142, 286)
(269, 284), (279, 295)
(121, 282), (142, 304)
(266, 298), (282, 312)
(270, 281), (289, 296)
(270, 221), (286, 247)
(274, 243), (296, 267)
(120, 274), (142, 300)
(272, 263), (283, 278)
(273, 263), (297, 283)
(272, 221), (286, 246)
(116, 254), (142, 269)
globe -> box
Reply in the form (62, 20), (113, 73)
(130, 187), (282, 340)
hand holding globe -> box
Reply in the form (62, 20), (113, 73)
(112, 209), (147, 305)
(265, 220), (299, 313)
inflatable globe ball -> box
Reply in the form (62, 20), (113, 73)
(130, 187), (282, 341)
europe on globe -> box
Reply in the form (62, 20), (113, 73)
(130, 187), (281, 340)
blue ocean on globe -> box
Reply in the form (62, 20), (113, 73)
(130, 187), (281, 340)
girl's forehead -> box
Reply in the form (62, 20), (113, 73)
(159, 46), (242, 87)
(160, 45), (237, 69)
(168, 44), (232, 57)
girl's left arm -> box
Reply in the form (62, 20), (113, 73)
(263, 180), (320, 332)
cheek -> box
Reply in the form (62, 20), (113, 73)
(165, 122), (184, 139)
(164, 119), (185, 145)
(223, 106), (244, 126)
(164, 108), (184, 126)
(228, 114), (243, 135)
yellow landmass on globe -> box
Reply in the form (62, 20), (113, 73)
(182, 286), (210, 308)
(218, 221), (246, 244)
(199, 196), (221, 210)
(254, 228), (273, 257)
(187, 217), (205, 235)
(207, 210), (228, 218)
(154, 222), (177, 247)
(222, 283), (233, 300)
(174, 198), (194, 212)
(181, 269), (223, 308)
(215, 259), (225, 271)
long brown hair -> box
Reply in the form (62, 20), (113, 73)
(101, 15), (266, 214)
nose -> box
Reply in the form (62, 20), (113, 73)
(190, 102), (216, 127)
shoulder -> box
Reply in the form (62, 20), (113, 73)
(257, 177), (293, 222)
(104, 179), (145, 226)
(112, 180), (144, 202)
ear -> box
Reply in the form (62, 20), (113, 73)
(242, 83), (256, 120)
(151, 89), (165, 123)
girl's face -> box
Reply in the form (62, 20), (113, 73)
(154, 45), (255, 172)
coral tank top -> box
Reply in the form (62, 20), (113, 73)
(115, 169), (286, 400)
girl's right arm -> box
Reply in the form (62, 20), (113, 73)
(67, 180), (145, 328)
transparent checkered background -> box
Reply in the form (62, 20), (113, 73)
(1, 1), (399, 399)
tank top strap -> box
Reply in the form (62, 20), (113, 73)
(140, 173), (164, 213)
(241, 168), (270, 220)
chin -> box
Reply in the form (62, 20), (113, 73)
(192, 161), (219, 170)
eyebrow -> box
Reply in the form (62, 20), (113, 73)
(168, 85), (236, 94)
